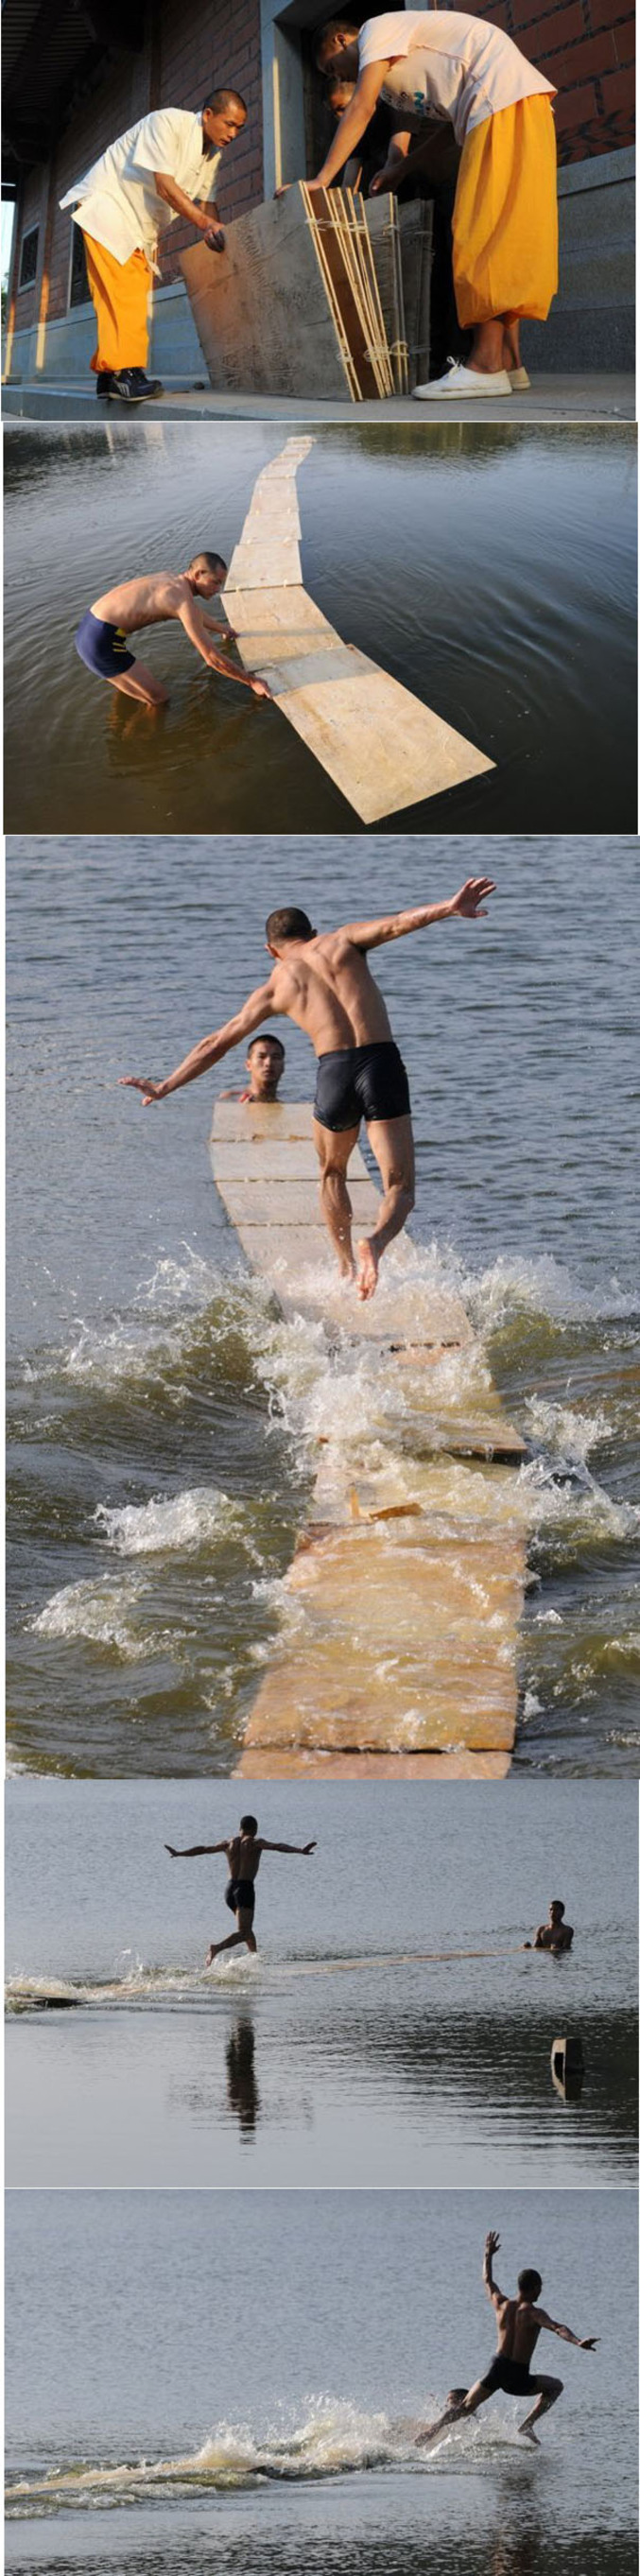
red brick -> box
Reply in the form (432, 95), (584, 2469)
(553, 76), (598, 118)
(612, 15), (636, 59)
(533, 3), (586, 49)
(597, 61), (635, 106)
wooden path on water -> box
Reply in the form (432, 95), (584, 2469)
(210, 1100), (528, 1779)
(216, 435), (493, 824)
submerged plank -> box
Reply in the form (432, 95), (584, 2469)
(222, 439), (493, 822)
(209, 1101), (526, 1768)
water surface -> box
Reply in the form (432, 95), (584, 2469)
(6, 2189), (636, 2576)
(4, 423), (636, 834)
(7, 835), (639, 1774)
(6, 1778), (636, 2189)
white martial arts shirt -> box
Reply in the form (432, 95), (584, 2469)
(358, 12), (555, 146)
(61, 107), (221, 271)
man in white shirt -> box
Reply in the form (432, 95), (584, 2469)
(61, 90), (248, 404)
(312, 16), (557, 397)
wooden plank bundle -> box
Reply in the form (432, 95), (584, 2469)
(180, 182), (430, 402)
(209, 1101), (528, 1778)
(223, 438), (494, 821)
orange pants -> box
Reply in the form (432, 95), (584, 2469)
(453, 96), (558, 328)
(83, 233), (152, 374)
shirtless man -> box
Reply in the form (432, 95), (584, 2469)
(418, 2231), (598, 2449)
(219, 1032), (285, 1103)
(74, 555), (269, 707)
(121, 875), (494, 1300)
(533, 1899), (574, 1955)
(164, 1813), (316, 1962)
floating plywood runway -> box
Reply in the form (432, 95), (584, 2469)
(210, 1101), (528, 1778)
(222, 438), (493, 824)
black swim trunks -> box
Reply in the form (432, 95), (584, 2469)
(314, 1041), (411, 1132)
(225, 1877), (256, 1916)
(75, 609), (136, 680)
(480, 2357), (534, 2397)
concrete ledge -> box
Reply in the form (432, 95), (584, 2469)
(2, 374), (634, 422)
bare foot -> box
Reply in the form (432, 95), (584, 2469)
(204, 1943), (218, 1967)
(337, 1253), (356, 1284)
(520, 2426), (541, 2446)
(356, 1237), (379, 1301)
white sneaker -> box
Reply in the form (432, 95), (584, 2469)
(414, 359), (512, 400)
(509, 366), (531, 390)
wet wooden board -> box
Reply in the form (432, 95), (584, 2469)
(210, 1101), (526, 1772)
(237, 1751), (511, 1778)
(223, 438), (493, 823)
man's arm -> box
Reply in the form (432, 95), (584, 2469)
(153, 171), (223, 246)
(534, 2308), (599, 2351)
(483, 2230), (506, 2308)
(342, 877), (496, 950)
(119, 979), (279, 1105)
(164, 1841), (229, 1859)
(258, 1840), (317, 1856)
(176, 594), (270, 698)
(312, 63), (390, 187)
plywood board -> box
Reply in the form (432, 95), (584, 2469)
(237, 1750), (511, 1777)
(181, 187), (355, 399)
(209, 1100), (525, 1765)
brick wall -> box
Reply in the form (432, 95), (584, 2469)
(9, 0), (263, 330)
(462, 0), (634, 163)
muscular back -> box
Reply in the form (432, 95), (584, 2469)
(226, 1833), (263, 1883)
(91, 571), (189, 633)
(494, 2296), (543, 2365)
(270, 933), (394, 1054)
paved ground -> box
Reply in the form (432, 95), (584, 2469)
(3, 373), (635, 424)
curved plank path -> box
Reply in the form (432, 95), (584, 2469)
(216, 435), (493, 823)
(211, 1101), (527, 1778)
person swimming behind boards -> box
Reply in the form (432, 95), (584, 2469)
(417, 2230), (598, 2450)
(219, 1032), (285, 1103)
(74, 553), (271, 708)
(164, 1812), (317, 1962)
(524, 1900), (574, 1955)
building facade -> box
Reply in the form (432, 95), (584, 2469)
(3, 0), (634, 389)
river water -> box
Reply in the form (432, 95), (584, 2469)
(6, 1776), (636, 2191)
(7, 833), (639, 1775)
(6, 2188), (636, 2576)
(4, 422), (636, 835)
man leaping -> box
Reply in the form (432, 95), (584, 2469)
(121, 875), (494, 1300)
(417, 2230), (598, 2449)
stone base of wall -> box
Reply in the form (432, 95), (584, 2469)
(524, 145), (635, 372)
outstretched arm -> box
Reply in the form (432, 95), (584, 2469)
(343, 877), (496, 950)
(535, 2309), (599, 2351)
(312, 62), (389, 186)
(177, 595), (270, 698)
(483, 2231), (506, 2308)
(164, 1841), (229, 1859)
(119, 978), (279, 1105)
(259, 1840), (317, 1856)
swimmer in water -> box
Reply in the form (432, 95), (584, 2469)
(219, 1032), (285, 1102)
(417, 2231), (598, 2448)
(532, 1899), (574, 1954)
(164, 1813), (316, 1961)
(74, 555), (270, 706)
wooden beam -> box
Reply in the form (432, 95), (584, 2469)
(210, 1102), (527, 1775)
(223, 438), (494, 824)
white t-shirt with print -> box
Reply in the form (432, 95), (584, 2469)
(61, 109), (221, 270)
(358, 12), (555, 146)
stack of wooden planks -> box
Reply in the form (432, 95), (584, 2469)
(181, 182), (432, 402)
(223, 437), (493, 821)
(210, 1102), (528, 1779)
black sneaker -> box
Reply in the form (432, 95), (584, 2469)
(95, 373), (114, 399)
(110, 367), (164, 404)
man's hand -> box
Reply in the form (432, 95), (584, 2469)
(164, 1844), (178, 1857)
(249, 675), (272, 700)
(579, 2338), (599, 2351)
(203, 223), (225, 251)
(303, 1841), (317, 1855)
(449, 876), (496, 919)
(119, 1076), (168, 1106)
(370, 162), (402, 197)
(486, 2230), (500, 2257)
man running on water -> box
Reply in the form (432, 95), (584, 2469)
(75, 555), (270, 707)
(121, 875), (494, 1300)
(164, 1814), (316, 1962)
(417, 2230), (597, 2449)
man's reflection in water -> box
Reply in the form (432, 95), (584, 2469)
(226, 2015), (260, 2135)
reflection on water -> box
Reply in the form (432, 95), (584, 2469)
(226, 2016), (260, 2135)
(4, 423), (637, 834)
